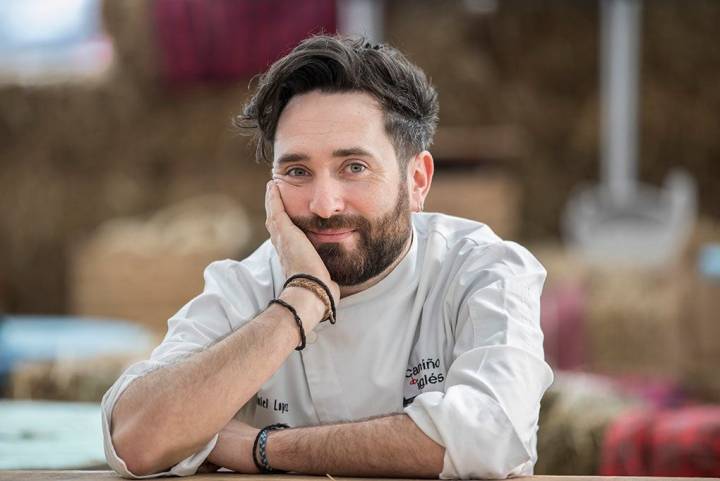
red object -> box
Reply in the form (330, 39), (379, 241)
(600, 406), (720, 476)
(152, 0), (336, 84)
(600, 409), (656, 475)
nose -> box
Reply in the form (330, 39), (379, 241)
(308, 176), (345, 219)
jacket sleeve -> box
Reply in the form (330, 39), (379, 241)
(101, 257), (271, 478)
(404, 241), (554, 479)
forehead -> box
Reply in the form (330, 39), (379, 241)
(273, 90), (396, 165)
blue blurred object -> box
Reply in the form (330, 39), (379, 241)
(0, 315), (154, 378)
(0, 316), (153, 469)
(699, 243), (720, 280)
(0, 400), (104, 469)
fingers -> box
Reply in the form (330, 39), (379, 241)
(264, 181), (278, 233)
(265, 180), (286, 219)
(264, 180), (272, 223)
(265, 180), (294, 241)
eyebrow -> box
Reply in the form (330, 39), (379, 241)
(275, 146), (376, 165)
(332, 147), (375, 159)
(275, 152), (309, 165)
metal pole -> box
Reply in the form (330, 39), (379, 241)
(601, 0), (642, 205)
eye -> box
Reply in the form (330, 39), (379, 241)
(346, 162), (367, 174)
(287, 167), (309, 177)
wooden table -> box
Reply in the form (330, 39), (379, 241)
(1, 473), (718, 481)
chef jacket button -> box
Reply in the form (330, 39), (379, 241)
(306, 330), (318, 344)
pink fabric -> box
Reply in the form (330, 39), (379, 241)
(152, 0), (336, 84)
(612, 375), (687, 409)
(540, 282), (587, 370)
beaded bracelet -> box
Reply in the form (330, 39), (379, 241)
(268, 298), (306, 350)
(252, 423), (290, 473)
(283, 273), (337, 324)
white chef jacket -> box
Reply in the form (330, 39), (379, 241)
(101, 212), (553, 479)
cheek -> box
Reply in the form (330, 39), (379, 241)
(277, 183), (308, 217)
(346, 183), (393, 213)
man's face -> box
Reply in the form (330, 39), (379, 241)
(272, 91), (412, 286)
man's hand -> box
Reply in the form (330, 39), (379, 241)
(264, 179), (340, 305)
(206, 419), (260, 474)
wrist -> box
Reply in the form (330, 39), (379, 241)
(263, 427), (293, 473)
(254, 424), (291, 473)
(279, 286), (325, 331)
(284, 273), (337, 324)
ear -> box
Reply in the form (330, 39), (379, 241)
(407, 150), (434, 212)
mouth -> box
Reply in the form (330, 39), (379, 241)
(307, 229), (356, 243)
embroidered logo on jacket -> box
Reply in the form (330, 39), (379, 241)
(405, 357), (445, 392)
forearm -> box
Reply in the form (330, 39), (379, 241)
(267, 414), (444, 478)
(111, 287), (323, 476)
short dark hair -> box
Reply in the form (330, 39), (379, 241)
(236, 35), (439, 168)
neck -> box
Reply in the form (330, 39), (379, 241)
(338, 231), (413, 298)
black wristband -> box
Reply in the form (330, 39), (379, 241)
(268, 298), (306, 350)
(252, 423), (290, 473)
(284, 273), (337, 324)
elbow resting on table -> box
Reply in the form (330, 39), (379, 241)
(110, 403), (192, 478)
(111, 423), (166, 477)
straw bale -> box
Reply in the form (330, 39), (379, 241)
(679, 217), (720, 401)
(533, 243), (592, 289)
(584, 264), (686, 378)
(10, 353), (146, 402)
(536, 373), (642, 475)
(426, 172), (521, 239)
(69, 195), (252, 334)
(533, 242), (687, 378)
(101, 0), (159, 87)
(683, 284), (720, 402)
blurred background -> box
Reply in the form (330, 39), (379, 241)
(1, 0), (719, 475)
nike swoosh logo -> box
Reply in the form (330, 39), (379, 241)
(403, 396), (417, 407)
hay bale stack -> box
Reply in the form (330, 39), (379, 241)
(70, 195), (251, 334)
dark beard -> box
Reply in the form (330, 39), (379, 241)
(290, 183), (411, 286)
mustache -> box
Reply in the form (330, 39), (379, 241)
(291, 214), (370, 232)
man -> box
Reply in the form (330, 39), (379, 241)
(102, 35), (553, 479)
